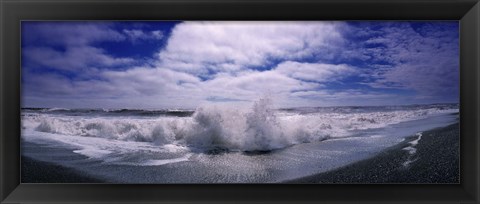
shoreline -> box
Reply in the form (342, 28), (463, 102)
(21, 122), (459, 184)
(285, 122), (459, 183)
(21, 139), (105, 183)
(22, 155), (104, 183)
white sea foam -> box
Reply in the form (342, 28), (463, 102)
(22, 98), (457, 152)
(22, 128), (191, 166)
(44, 107), (71, 112)
(402, 132), (423, 166)
(119, 153), (193, 166)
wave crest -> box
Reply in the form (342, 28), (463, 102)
(23, 99), (458, 152)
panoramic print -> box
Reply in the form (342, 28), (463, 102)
(21, 21), (459, 183)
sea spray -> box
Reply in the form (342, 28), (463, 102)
(25, 100), (458, 152)
(244, 97), (288, 150)
(183, 97), (289, 151)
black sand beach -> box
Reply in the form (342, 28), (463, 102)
(21, 156), (103, 183)
(21, 140), (104, 183)
(287, 123), (459, 183)
(22, 155), (106, 183)
(21, 122), (459, 184)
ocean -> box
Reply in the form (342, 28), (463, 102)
(21, 101), (459, 183)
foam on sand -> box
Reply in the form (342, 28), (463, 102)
(402, 132), (423, 166)
(21, 97), (458, 170)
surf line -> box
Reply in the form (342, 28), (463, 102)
(402, 132), (422, 167)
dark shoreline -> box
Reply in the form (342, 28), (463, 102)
(21, 122), (459, 184)
(21, 156), (103, 183)
(286, 123), (459, 183)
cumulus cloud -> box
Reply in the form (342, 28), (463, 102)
(22, 22), (140, 74)
(21, 21), (459, 108)
(23, 66), (205, 108)
(102, 67), (201, 96)
(23, 46), (135, 72)
(201, 70), (318, 101)
(275, 61), (357, 82)
(158, 21), (345, 75)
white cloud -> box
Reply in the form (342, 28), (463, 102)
(23, 22), (125, 46)
(201, 70), (319, 101)
(274, 61), (356, 82)
(359, 23), (459, 98)
(23, 65), (205, 108)
(158, 21), (345, 75)
(123, 29), (164, 43)
(22, 21), (459, 108)
(102, 66), (201, 96)
(287, 89), (400, 106)
(23, 23), (140, 73)
(151, 30), (164, 39)
(24, 46), (135, 72)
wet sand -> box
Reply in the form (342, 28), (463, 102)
(287, 123), (459, 183)
(21, 123), (459, 184)
(21, 156), (103, 183)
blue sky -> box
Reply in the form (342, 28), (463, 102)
(21, 21), (459, 109)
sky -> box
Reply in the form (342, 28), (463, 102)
(21, 21), (459, 109)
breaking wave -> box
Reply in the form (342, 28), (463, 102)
(22, 98), (458, 152)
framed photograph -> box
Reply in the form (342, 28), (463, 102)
(1, 0), (479, 203)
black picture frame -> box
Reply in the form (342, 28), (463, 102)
(1, 0), (479, 203)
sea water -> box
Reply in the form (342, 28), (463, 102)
(21, 101), (459, 183)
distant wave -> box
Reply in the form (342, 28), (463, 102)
(22, 108), (195, 117)
(22, 99), (458, 152)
